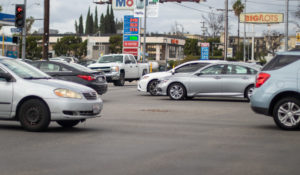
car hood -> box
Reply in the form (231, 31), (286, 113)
(146, 71), (172, 78)
(26, 79), (95, 93)
(88, 62), (122, 68)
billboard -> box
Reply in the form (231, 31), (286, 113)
(200, 43), (209, 60)
(113, 0), (135, 10)
(240, 13), (284, 24)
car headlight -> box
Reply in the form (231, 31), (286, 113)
(54, 89), (82, 99)
(111, 66), (119, 72)
(142, 75), (149, 79)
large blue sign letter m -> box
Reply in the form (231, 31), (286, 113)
(116, 0), (125, 7)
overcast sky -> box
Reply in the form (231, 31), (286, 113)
(1, 0), (299, 36)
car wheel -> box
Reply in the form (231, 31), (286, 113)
(148, 80), (159, 96)
(18, 99), (50, 132)
(57, 120), (80, 128)
(114, 73), (125, 86)
(245, 85), (254, 101)
(168, 83), (186, 100)
(273, 97), (300, 130)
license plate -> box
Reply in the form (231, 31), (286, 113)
(93, 104), (101, 114)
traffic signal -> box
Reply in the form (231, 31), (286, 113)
(15, 4), (25, 28)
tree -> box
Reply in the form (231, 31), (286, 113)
(25, 16), (35, 35)
(100, 14), (105, 34)
(104, 5), (111, 33)
(109, 35), (122, 53)
(232, 0), (244, 55)
(202, 12), (224, 38)
(263, 30), (283, 56)
(89, 12), (94, 35)
(75, 20), (79, 34)
(53, 36), (87, 58)
(79, 15), (84, 34)
(184, 39), (199, 56)
(94, 7), (99, 34)
(110, 5), (116, 34)
(85, 7), (91, 35)
(26, 36), (42, 59)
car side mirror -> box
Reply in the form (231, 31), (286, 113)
(195, 72), (203, 76)
(0, 72), (13, 81)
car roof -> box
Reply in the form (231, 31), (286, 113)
(276, 51), (300, 56)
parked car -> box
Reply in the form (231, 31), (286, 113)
(78, 59), (97, 67)
(88, 54), (149, 86)
(138, 60), (226, 96)
(29, 60), (108, 95)
(50, 56), (78, 63)
(251, 51), (300, 130)
(0, 56), (103, 131)
(156, 61), (261, 100)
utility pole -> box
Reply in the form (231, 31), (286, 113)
(142, 0), (147, 63)
(243, 0), (247, 62)
(200, 22), (206, 40)
(21, 0), (27, 59)
(284, 0), (289, 51)
(224, 0), (228, 60)
(43, 0), (50, 60)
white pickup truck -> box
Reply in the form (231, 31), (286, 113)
(88, 54), (149, 86)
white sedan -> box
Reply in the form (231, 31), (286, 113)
(137, 60), (221, 95)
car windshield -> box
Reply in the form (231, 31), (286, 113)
(98, 55), (123, 63)
(69, 63), (96, 73)
(0, 59), (51, 79)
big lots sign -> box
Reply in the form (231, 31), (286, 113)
(113, 0), (135, 10)
(240, 13), (284, 24)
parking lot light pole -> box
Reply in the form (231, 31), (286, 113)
(164, 38), (168, 71)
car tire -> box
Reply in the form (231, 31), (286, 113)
(245, 85), (254, 101)
(114, 72), (125, 86)
(18, 99), (50, 132)
(147, 80), (159, 96)
(273, 97), (300, 130)
(57, 120), (80, 128)
(168, 83), (186, 100)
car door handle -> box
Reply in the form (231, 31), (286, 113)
(214, 76), (221, 79)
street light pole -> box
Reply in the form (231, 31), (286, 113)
(284, 0), (289, 51)
(243, 0), (247, 62)
(224, 0), (228, 60)
(21, 0), (27, 59)
(142, 0), (147, 63)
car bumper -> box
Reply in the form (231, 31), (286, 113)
(137, 79), (148, 92)
(46, 98), (103, 120)
(251, 106), (270, 116)
(88, 82), (108, 95)
(104, 72), (120, 82)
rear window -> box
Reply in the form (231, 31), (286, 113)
(262, 55), (300, 71)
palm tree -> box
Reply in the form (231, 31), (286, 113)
(232, 0), (245, 57)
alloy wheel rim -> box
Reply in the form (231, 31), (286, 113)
(170, 85), (183, 99)
(278, 102), (300, 127)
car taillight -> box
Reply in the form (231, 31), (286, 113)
(255, 72), (270, 88)
(77, 75), (95, 81)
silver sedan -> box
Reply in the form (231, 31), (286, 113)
(156, 62), (261, 100)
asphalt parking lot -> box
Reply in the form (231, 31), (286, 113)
(1, 82), (300, 175)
